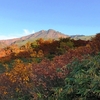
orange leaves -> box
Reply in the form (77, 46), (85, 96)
(12, 61), (31, 83)
(37, 50), (44, 57)
(30, 50), (44, 58)
(0, 60), (33, 99)
(1, 36), (100, 99)
(30, 51), (37, 57)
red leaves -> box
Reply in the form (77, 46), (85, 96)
(0, 35), (100, 99)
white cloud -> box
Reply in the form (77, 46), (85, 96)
(23, 29), (30, 35)
(0, 35), (17, 40)
(0, 29), (35, 40)
(32, 30), (35, 33)
(23, 29), (35, 35)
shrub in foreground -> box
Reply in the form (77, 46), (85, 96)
(51, 54), (100, 100)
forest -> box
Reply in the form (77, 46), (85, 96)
(0, 34), (100, 100)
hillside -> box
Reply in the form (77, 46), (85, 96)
(71, 35), (94, 40)
(13, 29), (69, 46)
(0, 29), (69, 47)
(0, 33), (100, 99)
(0, 42), (7, 48)
(0, 29), (96, 48)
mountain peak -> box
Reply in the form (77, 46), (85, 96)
(48, 29), (55, 32)
(40, 29), (56, 33)
(40, 30), (45, 32)
(0, 29), (69, 48)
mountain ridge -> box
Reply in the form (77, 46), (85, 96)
(0, 29), (94, 48)
(0, 29), (69, 48)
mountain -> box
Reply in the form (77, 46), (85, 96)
(0, 42), (7, 49)
(0, 29), (69, 47)
(70, 35), (94, 40)
(71, 35), (85, 38)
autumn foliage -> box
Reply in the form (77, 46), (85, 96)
(0, 34), (100, 99)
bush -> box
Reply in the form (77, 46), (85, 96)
(51, 54), (100, 100)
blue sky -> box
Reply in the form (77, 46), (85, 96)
(0, 0), (100, 40)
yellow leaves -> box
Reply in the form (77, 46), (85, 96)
(3, 64), (9, 72)
(5, 72), (10, 76)
(0, 61), (33, 99)
(30, 50), (44, 58)
(5, 61), (31, 85)
(5, 72), (16, 83)
(14, 59), (23, 64)
(4, 91), (7, 95)
(23, 76), (29, 81)
(25, 41), (31, 49)
(30, 51), (37, 57)
(16, 88), (20, 92)
(37, 50), (44, 57)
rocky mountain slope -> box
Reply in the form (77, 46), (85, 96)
(0, 29), (69, 47)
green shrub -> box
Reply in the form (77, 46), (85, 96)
(51, 54), (100, 100)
